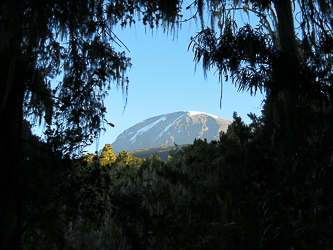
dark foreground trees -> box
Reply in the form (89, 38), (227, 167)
(186, 1), (333, 247)
(1, 0), (333, 249)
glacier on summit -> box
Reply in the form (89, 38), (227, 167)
(188, 111), (219, 119)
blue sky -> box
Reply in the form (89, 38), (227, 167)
(84, 15), (265, 154)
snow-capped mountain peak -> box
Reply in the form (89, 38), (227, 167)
(111, 111), (232, 153)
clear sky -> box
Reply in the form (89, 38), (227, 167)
(84, 14), (265, 154)
(28, 6), (265, 154)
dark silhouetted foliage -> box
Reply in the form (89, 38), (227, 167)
(1, 0), (333, 249)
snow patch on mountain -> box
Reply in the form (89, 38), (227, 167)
(130, 116), (167, 143)
(177, 124), (182, 133)
(155, 114), (185, 141)
(188, 111), (219, 119)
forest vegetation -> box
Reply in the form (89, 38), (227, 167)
(1, 0), (333, 249)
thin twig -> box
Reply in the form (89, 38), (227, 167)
(108, 28), (131, 53)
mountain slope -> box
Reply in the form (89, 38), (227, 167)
(112, 111), (232, 153)
(126, 144), (188, 161)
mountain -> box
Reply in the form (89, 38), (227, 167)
(111, 111), (232, 153)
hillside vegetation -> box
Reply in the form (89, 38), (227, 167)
(126, 144), (188, 161)
(35, 111), (332, 249)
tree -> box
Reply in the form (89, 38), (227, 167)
(0, 1), (182, 248)
(189, 0), (333, 151)
(186, 1), (333, 247)
(114, 150), (143, 167)
(147, 153), (163, 169)
(99, 144), (116, 166)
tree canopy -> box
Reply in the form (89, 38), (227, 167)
(0, 0), (183, 154)
(190, 0), (333, 128)
(183, 0), (333, 165)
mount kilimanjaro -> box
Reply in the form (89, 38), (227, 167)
(111, 111), (232, 153)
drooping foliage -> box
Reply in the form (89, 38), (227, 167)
(189, 1), (333, 144)
(188, 5), (333, 242)
(0, 1), (182, 248)
(0, 0), (182, 154)
(191, 0), (333, 99)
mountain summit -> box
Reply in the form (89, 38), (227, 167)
(111, 111), (232, 153)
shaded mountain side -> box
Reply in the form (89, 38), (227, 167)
(119, 144), (188, 162)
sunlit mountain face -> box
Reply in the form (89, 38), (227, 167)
(111, 111), (232, 153)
